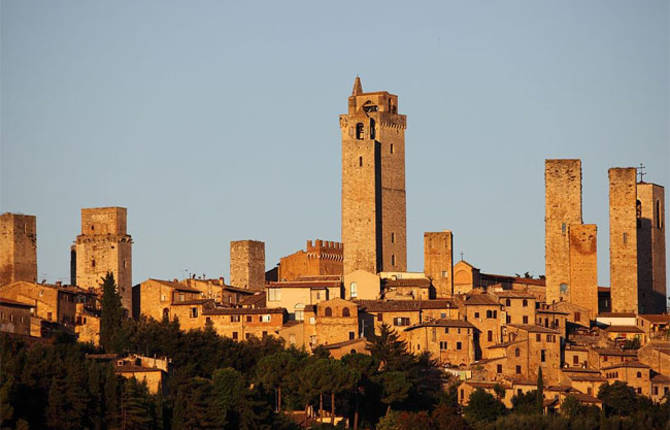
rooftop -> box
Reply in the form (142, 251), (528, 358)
(404, 319), (475, 331)
(464, 294), (500, 306)
(605, 325), (645, 334)
(507, 324), (561, 334)
(602, 361), (650, 371)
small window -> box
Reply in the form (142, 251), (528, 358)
(356, 123), (364, 140)
(342, 307), (351, 317)
(623, 232), (627, 244)
(369, 118), (375, 140)
(246, 315), (252, 322)
(350, 282), (358, 298)
(561, 223), (566, 235)
(432, 328), (436, 342)
(536, 334), (541, 342)
(232, 332), (238, 340)
(506, 315), (511, 324)
(474, 312), (480, 319)
(516, 365), (521, 374)
(515, 348), (520, 357)
(91, 259), (96, 268)
(268, 288), (281, 302)
(456, 342), (462, 350)
(487, 330), (493, 342)
(391, 254), (395, 266)
(231, 315), (241, 322)
(573, 355), (579, 365)
(444, 327), (449, 334)
(391, 232), (395, 243)
(390, 143), (394, 154)
(359, 156), (363, 167)
(637, 371), (642, 378)
(523, 316), (528, 324)
(261, 314), (271, 322)
(349, 331), (355, 340)
(541, 350), (546, 362)
(505, 299), (511, 307)
(656, 200), (661, 229)
(377, 313), (383, 322)
(496, 364), (502, 373)
(325, 307), (332, 317)
(190, 307), (198, 318)
(440, 341), (448, 351)
(522, 299), (528, 307)
(575, 312), (581, 322)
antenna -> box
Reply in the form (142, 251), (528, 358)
(637, 163), (646, 183)
(460, 251), (464, 261)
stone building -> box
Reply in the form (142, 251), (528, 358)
(461, 293), (503, 359)
(74, 207), (132, 312)
(636, 182), (666, 314)
(137, 278), (203, 322)
(545, 159), (583, 305)
(0, 213), (37, 287)
(341, 77), (407, 275)
(265, 278), (341, 320)
(423, 231), (454, 298)
(0, 297), (34, 336)
(608, 168), (638, 314)
(278, 239), (343, 281)
(493, 290), (536, 326)
(568, 224), (598, 314)
(230, 240), (265, 291)
(404, 319), (475, 366)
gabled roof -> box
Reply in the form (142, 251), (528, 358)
(639, 314), (670, 324)
(203, 307), (285, 316)
(0, 298), (34, 308)
(239, 292), (266, 307)
(507, 324), (560, 334)
(266, 280), (341, 289)
(602, 361), (650, 371)
(147, 279), (201, 293)
(357, 299), (456, 312)
(605, 325), (645, 334)
(382, 278), (431, 288)
(170, 299), (213, 306)
(464, 294), (499, 306)
(404, 319), (474, 331)
(493, 290), (536, 299)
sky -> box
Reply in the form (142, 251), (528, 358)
(1, 1), (668, 292)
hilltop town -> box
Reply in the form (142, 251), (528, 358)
(1, 78), (668, 426)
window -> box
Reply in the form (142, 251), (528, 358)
(393, 317), (410, 326)
(657, 200), (662, 229)
(342, 307), (351, 317)
(474, 312), (480, 319)
(546, 334), (554, 342)
(391, 255), (395, 266)
(262, 331), (268, 338)
(356, 123), (364, 139)
(231, 315), (240, 322)
(506, 315), (511, 324)
(91, 259), (96, 268)
(444, 327), (449, 334)
(486, 310), (491, 318)
(349, 331), (355, 340)
(359, 156), (363, 167)
(246, 315), (252, 322)
(316, 291), (321, 300)
(178, 293), (185, 302)
(377, 313), (383, 322)
(637, 388), (642, 394)
(487, 330), (493, 342)
(245, 333), (251, 340)
(161, 294), (167, 302)
(516, 365), (521, 374)
(260, 314), (271, 322)
(562, 223), (566, 235)
(190, 307), (198, 318)
(232, 332), (238, 340)
(515, 348), (520, 357)
(623, 232), (627, 244)
(505, 299), (511, 307)
(391, 232), (395, 243)
(603, 355), (608, 362)
(47, 312), (52, 321)
(654, 386), (659, 396)
(309, 317), (316, 325)
(350, 282), (358, 298)
(522, 299), (528, 307)
(587, 387), (593, 395)
(205, 317), (211, 324)
(536, 334), (541, 342)
(440, 341), (448, 350)
(390, 143), (394, 154)
(325, 307), (332, 317)
(268, 288), (281, 301)
(497, 364), (503, 373)
(573, 355), (579, 365)
(541, 350), (546, 362)
(456, 341), (462, 350)
(523, 316), (528, 324)
(637, 371), (642, 378)
(575, 312), (581, 322)
(369, 118), (375, 139)
(560, 283), (568, 293)
(441, 271), (448, 278)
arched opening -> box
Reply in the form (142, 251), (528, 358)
(342, 307), (350, 317)
(325, 307), (332, 317)
(356, 123), (364, 140)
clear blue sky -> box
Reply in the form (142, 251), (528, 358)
(1, 1), (668, 291)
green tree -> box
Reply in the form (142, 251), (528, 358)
(378, 371), (410, 415)
(367, 324), (412, 371)
(326, 360), (356, 424)
(100, 272), (125, 353)
(560, 394), (583, 419)
(255, 351), (298, 412)
(598, 381), (639, 417)
(120, 378), (154, 430)
(212, 367), (246, 428)
(341, 353), (379, 430)
(511, 390), (539, 415)
(463, 388), (505, 424)
(536, 367), (544, 414)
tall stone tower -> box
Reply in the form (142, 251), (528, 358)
(636, 182), (666, 314)
(568, 224), (598, 314)
(341, 77), (407, 275)
(545, 159), (583, 304)
(424, 231), (454, 298)
(609, 168), (638, 314)
(0, 213), (37, 286)
(75, 207), (132, 312)
(230, 240), (265, 291)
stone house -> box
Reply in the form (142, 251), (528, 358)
(0, 297), (34, 336)
(503, 324), (562, 385)
(494, 290), (536, 326)
(265, 279), (341, 320)
(602, 361), (651, 396)
(203, 306), (286, 341)
(461, 293), (503, 359)
(137, 278), (203, 322)
(404, 319), (476, 366)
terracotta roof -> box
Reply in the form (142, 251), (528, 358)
(357, 299), (456, 312)
(203, 307), (285, 316)
(651, 374), (670, 383)
(148, 279), (201, 293)
(568, 392), (602, 404)
(480, 273), (545, 286)
(0, 298), (34, 308)
(537, 309), (569, 315)
(507, 324), (560, 334)
(605, 325), (645, 334)
(591, 347), (637, 357)
(464, 381), (507, 389)
(639, 314), (670, 323)
(296, 275), (342, 282)
(487, 340), (524, 349)
(382, 278), (431, 288)
(565, 373), (605, 382)
(320, 338), (367, 349)
(239, 292), (266, 307)
(464, 294), (499, 306)
(602, 361), (650, 371)
(221, 285), (255, 295)
(115, 365), (163, 373)
(494, 291), (537, 299)
(267, 280), (341, 289)
(404, 319), (475, 331)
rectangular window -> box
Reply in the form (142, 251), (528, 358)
(390, 143), (394, 154)
(487, 330), (493, 342)
(444, 327), (449, 334)
(268, 288), (281, 301)
(393, 317), (410, 326)
(190, 307), (198, 318)
(262, 331), (268, 338)
(541, 350), (546, 362)
(232, 331), (238, 340)
(506, 315), (511, 324)
(497, 364), (502, 373)
(573, 355), (579, 365)
(456, 342), (462, 350)
(245, 333), (250, 340)
(536, 334), (541, 342)
(575, 312), (580, 322)
(349, 331), (355, 340)
(261, 314), (271, 322)
(231, 315), (241, 322)
(391, 255), (396, 266)
(391, 232), (395, 243)
(547, 334), (553, 342)
(475, 312), (480, 319)
(623, 232), (628, 244)
(246, 315), (252, 322)
(516, 365), (521, 374)
(432, 328), (436, 342)
(523, 316), (528, 324)
(377, 313), (383, 322)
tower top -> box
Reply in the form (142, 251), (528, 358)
(352, 76), (363, 96)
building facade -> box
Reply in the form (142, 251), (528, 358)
(0, 213), (37, 287)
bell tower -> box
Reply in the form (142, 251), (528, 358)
(340, 77), (407, 275)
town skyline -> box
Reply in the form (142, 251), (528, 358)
(1, 1), (668, 287)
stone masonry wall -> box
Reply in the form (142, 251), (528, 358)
(545, 160), (582, 305)
(569, 224), (598, 315)
(424, 231), (454, 298)
(0, 213), (37, 287)
(230, 240), (265, 291)
(609, 168), (638, 313)
(636, 183), (666, 314)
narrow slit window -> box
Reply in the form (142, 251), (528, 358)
(391, 254), (395, 266)
(369, 118), (375, 140)
(359, 156), (363, 167)
(390, 143), (394, 154)
(356, 123), (364, 140)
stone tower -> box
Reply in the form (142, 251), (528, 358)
(424, 231), (454, 298)
(0, 213), (37, 286)
(75, 207), (132, 312)
(636, 182), (666, 314)
(568, 224), (598, 314)
(609, 168), (638, 314)
(341, 77), (407, 275)
(230, 240), (265, 291)
(545, 159), (583, 304)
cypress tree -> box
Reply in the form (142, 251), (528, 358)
(536, 367), (544, 414)
(100, 272), (124, 353)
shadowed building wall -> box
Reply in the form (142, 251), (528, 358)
(636, 182), (666, 314)
(545, 159), (582, 304)
(341, 77), (407, 275)
(0, 213), (37, 287)
(75, 207), (132, 312)
(569, 224), (598, 315)
(609, 168), (638, 314)
(424, 230), (454, 298)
